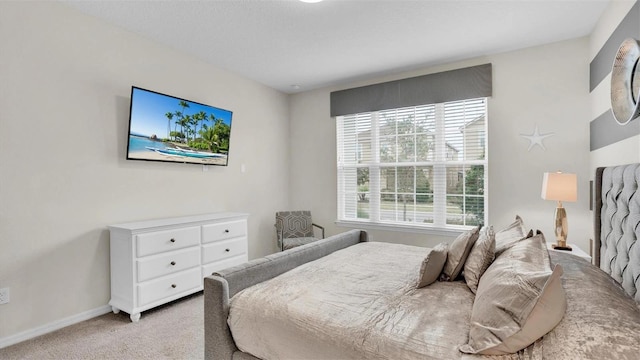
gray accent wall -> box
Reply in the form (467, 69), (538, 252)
(590, 1), (640, 91)
(590, 110), (640, 151)
(589, 1), (640, 151)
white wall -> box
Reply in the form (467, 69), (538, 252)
(0, 0), (608, 346)
(0, 2), (289, 341)
(289, 38), (592, 252)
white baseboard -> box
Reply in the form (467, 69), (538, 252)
(0, 304), (112, 349)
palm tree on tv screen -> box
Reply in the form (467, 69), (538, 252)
(201, 127), (219, 152)
(173, 110), (182, 139)
(213, 118), (230, 151)
(178, 101), (190, 144)
(165, 112), (174, 141)
(194, 111), (207, 142)
(178, 115), (191, 144)
(199, 117), (231, 153)
(179, 100), (189, 117)
(160, 99), (230, 153)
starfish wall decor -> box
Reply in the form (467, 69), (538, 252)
(520, 125), (554, 151)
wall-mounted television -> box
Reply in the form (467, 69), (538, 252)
(126, 86), (233, 166)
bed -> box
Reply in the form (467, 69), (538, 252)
(204, 164), (640, 360)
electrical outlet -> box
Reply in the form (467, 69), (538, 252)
(0, 287), (9, 305)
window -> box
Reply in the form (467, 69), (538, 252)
(337, 98), (487, 231)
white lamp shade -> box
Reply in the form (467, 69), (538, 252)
(541, 172), (577, 202)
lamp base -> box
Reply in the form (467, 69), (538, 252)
(553, 206), (572, 251)
(552, 244), (573, 251)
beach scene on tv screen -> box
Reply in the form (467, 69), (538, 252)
(128, 87), (232, 165)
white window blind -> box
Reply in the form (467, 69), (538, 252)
(337, 98), (487, 230)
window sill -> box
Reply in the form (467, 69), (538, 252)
(335, 220), (471, 237)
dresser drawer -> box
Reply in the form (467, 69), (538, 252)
(202, 220), (247, 244)
(137, 247), (200, 282)
(202, 255), (248, 278)
(137, 268), (201, 307)
(136, 226), (200, 257)
(202, 237), (247, 264)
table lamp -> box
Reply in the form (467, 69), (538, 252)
(541, 171), (577, 250)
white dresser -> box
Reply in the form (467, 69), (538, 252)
(108, 212), (249, 322)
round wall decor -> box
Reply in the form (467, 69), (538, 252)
(611, 38), (640, 125)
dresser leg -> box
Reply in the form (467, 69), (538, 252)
(111, 306), (120, 314)
(130, 312), (141, 322)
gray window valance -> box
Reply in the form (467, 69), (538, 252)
(330, 63), (492, 117)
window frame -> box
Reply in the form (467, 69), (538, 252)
(336, 98), (488, 233)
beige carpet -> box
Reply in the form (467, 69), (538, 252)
(0, 292), (204, 360)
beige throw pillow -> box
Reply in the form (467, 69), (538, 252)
(416, 243), (449, 288)
(495, 215), (530, 256)
(464, 226), (495, 294)
(459, 233), (567, 355)
(440, 226), (480, 281)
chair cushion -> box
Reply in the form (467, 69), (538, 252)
(276, 211), (315, 238)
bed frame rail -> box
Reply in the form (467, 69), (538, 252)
(204, 229), (368, 360)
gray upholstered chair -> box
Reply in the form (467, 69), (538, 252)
(275, 210), (325, 251)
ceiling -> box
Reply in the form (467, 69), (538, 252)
(62, 0), (611, 94)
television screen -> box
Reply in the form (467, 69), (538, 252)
(126, 86), (233, 166)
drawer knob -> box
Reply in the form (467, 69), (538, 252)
(170, 261), (176, 266)
(224, 229), (230, 233)
(225, 248), (230, 252)
(171, 284), (177, 288)
(170, 238), (176, 243)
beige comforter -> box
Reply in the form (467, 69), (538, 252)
(228, 242), (640, 360)
(228, 242), (474, 360)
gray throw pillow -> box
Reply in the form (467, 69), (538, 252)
(459, 232), (567, 355)
(416, 243), (449, 288)
(440, 226), (480, 281)
(464, 225), (496, 294)
(495, 215), (530, 256)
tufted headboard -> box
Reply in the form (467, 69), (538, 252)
(594, 164), (640, 303)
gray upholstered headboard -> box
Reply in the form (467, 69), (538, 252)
(595, 163), (640, 303)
